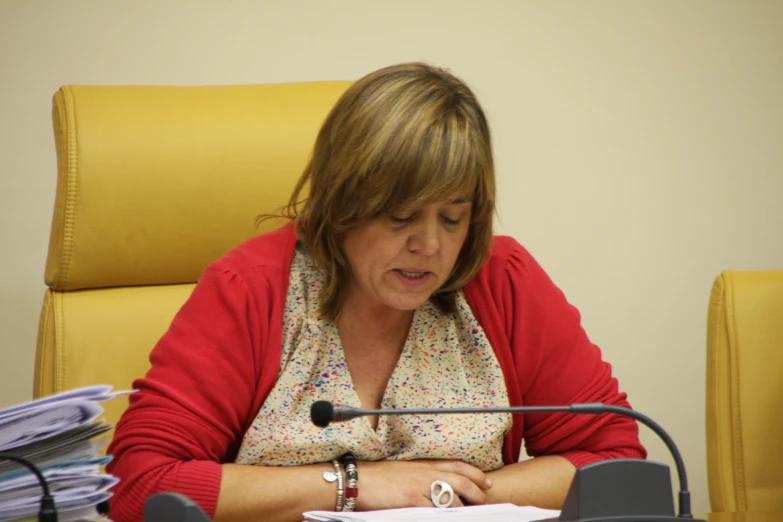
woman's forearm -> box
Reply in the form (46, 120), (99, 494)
(485, 456), (576, 510)
(214, 462), (337, 522)
(214, 455), (575, 521)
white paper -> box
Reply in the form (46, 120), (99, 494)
(0, 492), (111, 522)
(303, 503), (561, 522)
(0, 437), (107, 478)
(0, 398), (104, 451)
(0, 386), (112, 421)
(0, 471), (117, 518)
(0, 385), (133, 422)
(0, 386), (133, 452)
(0, 456), (111, 485)
(0, 385), (125, 522)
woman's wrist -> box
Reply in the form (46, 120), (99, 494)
(482, 457), (575, 509)
(338, 453), (359, 511)
(216, 462), (338, 522)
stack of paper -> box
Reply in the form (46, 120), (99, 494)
(303, 503), (561, 522)
(0, 385), (129, 521)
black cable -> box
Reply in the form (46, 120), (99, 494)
(596, 405), (693, 519)
(0, 453), (58, 522)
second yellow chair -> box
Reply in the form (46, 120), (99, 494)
(706, 269), (783, 512)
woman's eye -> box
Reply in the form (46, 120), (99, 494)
(389, 212), (462, 225)
(390, 214), (413, 224)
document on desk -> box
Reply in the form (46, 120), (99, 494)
(0, 385), (115, 420)
(0, 385), (132, 451)
(302, 503), (561, 522)
(0, 385), (131, 522)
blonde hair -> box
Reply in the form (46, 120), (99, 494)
(268, 62), (495, 320)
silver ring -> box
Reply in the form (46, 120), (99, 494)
(430, 480), (455, 508)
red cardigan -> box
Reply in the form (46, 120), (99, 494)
(105, 224), (645, 521)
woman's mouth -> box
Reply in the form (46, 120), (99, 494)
(394, 269), (432, 287)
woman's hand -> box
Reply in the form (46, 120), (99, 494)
(355, 459), (493, 510)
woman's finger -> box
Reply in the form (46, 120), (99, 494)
(430, 460), (490, 490)
(441, 473), (487, 506)
(421, 486), (465, 508)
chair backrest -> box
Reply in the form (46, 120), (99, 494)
(706, 270), (783, 512)
(34, 81), (351, 443)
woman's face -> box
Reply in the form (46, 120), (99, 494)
(341, 197), (472, 314)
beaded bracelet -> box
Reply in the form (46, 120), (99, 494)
(323, 459), (345, 511)
(339, 453), (358, 512)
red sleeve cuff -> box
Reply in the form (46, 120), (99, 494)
(560, 447), (646, 469)
(158, 460), (223, 519)
(111, 460), (223, 522)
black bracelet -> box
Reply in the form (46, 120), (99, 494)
(339, 453), (358, 511)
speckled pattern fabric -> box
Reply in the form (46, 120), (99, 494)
(234, 243), (512, 471)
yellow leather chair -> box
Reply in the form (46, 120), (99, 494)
(33, 81), (351, 445)
(706, 270), (783, 512)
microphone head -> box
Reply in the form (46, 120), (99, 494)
(311, 400), (334, 428)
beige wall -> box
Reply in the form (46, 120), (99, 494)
(2, 0), (782, 514)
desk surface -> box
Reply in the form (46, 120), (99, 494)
(700, 512), (783, 522)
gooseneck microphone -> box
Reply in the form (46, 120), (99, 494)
(310, 401), (705, 522)
(0, 453), (58, 522)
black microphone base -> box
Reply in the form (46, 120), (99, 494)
(144, 492), (212, 522)
(536, 460), (705, 522)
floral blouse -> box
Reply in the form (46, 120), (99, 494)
(234, 243), (512, 471)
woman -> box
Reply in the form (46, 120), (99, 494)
(105, 62), (645, 522)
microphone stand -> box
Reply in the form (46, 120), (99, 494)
(316, 401), (707, 522)
(0, 453), (58, 522)
(573, 404), (694, 519)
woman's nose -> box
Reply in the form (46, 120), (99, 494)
(408, 218), (440, 255)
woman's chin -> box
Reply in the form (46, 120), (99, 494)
(381, 292), (434, 312)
